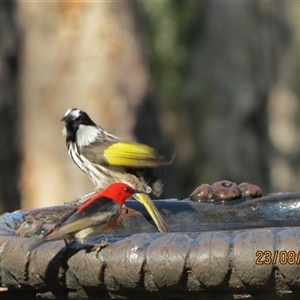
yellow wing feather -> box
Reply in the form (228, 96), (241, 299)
(103, 142), (166, 167)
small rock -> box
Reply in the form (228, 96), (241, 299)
(190, 184), (213, 202)
(238, 182), (262, 198)
(211, 180), (241, 201)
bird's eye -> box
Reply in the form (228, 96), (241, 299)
(124, 187), (132, 193)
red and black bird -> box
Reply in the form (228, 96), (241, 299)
(29, 182), (143, 251)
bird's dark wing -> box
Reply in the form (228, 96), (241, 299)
(81, 137), (116, 167)
(45, 198), (121, 241)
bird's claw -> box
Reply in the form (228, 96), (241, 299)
(93, 239), (109, 258)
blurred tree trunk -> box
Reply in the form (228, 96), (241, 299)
(0, 0), (20, 213)
(187, 2), (293, 195)
(18, 2), (153, 208)
(141, 2), (293, 197)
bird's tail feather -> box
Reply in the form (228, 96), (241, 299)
(133, 193), (168, 232)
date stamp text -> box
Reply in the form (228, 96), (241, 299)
(256, 250), (300, 265)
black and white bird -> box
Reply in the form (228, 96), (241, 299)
(61, 108), (173, 232)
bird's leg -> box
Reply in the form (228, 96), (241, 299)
(65, 190), (99, 206)
(63, 239), (69, 248)
(58, 239), (70, 259)
(83, 240), (110, 258)
(94, 239), (109, 258)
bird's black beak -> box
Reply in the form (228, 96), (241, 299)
(61, 115), (69, 122)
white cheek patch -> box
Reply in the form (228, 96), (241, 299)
(62, 126), (67, 136)
(76, 124), (99, 146)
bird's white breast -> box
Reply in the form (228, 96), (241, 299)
(76, 124), (99, 147)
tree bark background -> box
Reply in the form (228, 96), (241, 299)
(18, 2), (151, 208)
(180, 2), (294, 195)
